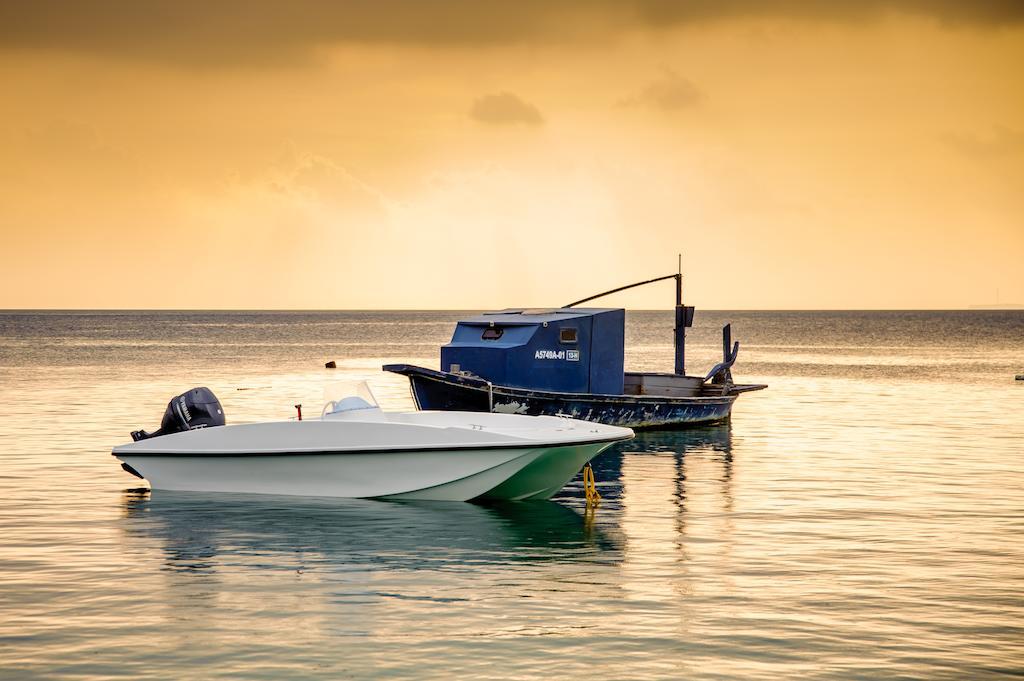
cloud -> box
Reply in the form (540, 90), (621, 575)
(636, 0), (1024, 27)
(1, 120), (152, 232)
(274, 152), (386, 208)
(620, 69), (702, 111)
(939, 126), (1024, 159)
(470, 93), (544, 126)
(0, 1), (1022, 66)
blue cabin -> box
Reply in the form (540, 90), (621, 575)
(441, 308), (625, 395)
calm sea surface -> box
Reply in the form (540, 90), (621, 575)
(0, 310), (1022, 679)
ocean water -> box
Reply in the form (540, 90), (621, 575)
(0, 310), (1022, 679)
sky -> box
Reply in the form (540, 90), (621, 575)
(1, 1), (1022, 309)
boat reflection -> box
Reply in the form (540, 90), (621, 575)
(616, 424), (733, 457)
(120, 490), (623, 574)
(571, 424), (733, 504)
(597, 424), (735, 606)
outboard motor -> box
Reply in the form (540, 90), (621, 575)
(131, 387), (225, 441)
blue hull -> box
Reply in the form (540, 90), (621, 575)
(384, 365), (737, 430)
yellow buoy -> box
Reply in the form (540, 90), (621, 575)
(583, 462), (601, 507)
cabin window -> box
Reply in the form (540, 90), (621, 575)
(559, 327), (578, 344)
(481, 327), (504, 340)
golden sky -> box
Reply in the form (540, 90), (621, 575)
(1, 1), (1022, 309)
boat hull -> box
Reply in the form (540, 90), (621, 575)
(384, 365), (737, 429)
(117, 441), (616, 502)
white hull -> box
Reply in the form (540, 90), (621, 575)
(119, 442), (611, 501)
(114, 411), (632, 501)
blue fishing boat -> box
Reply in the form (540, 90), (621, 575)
(384, 270), (766, 429)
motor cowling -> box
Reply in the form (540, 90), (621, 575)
(131, 387), (226, 441)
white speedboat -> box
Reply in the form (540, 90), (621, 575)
(113, 383), (633, 501)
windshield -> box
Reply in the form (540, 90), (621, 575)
(322, 380), (381, 417)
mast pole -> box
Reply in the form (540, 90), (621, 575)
(674, 253), (685, 375)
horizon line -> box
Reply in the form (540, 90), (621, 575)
(2, 307), (1023, 313)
